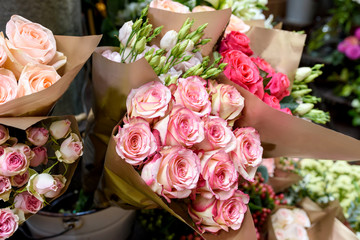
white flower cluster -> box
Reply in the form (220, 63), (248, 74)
(296, 159), (360, 218)
(230, 0), (268, 21)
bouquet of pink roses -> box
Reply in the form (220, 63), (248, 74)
(0, 116), (83, 239)
(0, 15), (100, 117)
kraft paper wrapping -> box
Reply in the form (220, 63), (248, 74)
(268, 198), (357, 240)
(268, 169), (302, 193)
(101, 127), (257, 239)
(0, 115), (81, 218)
(0, 35), (101, 117)
(147, 7), (232, 56)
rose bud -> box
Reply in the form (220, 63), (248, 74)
(0, 125), (10, 145)
(141, 146), (201, 202)
(0, 147), (29, 176)
(26, 127), (49, 146)
(230, 127), (263, 182)
(44, 175), (66, 198)
(14, 191), (43, 214)
(114, 118), (157, 166)
(30, 173), (57, 196)
(188, 190), (249, 233)
(30, 147), (48, 167)
(49, 119), (71, 140)
(10, 170), (30, 188)
(0, 175), (12, 201)
(0, 208), (19, 239)
(55, 133), (83, 164)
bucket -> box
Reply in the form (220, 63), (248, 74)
(26, 207), (135, 240)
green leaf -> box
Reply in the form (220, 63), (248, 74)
(280, 95), (299, 111)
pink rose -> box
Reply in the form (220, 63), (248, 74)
(114, 118), (157, 166)
(251, 56), (275, 77)
(188, 190), (249, 233)
(6, 15), (56, 65)
(173, 76), (211, 117)
(230, 127), (263, 181)
(225, 15), (250, 35)
(17, 63), (61, 97)
(55, 133), (83, 164)
(30, 173), (57, 196)
(49, 119), (71, 140)
(0, 147), (29, 176)
(14, 191), (43, 214)
(0, 68), (17, 105)
(221, 50), (262, 98)
(0, 45), (7, 66)
(219, 31), (253, 56)
(154, 105), (204, 147)
(192, 5), (216, 12)
(141, 146), (201, 201)
(150, 0), (190, 13)
(284, 224), (309, 240)
(30, 147), (48, 167)
(262, 92), (280, 110)
(208, 81), (244, 121)
(10, 170), (30, 187)
(195, 117), (236, 152)
(13, 144), (35, 162)
(44, 175), (66, 198)
(126, 81), (172, 121)
(292, 208), (311, 228)
(197, 150), (238, 200)
(271, 208), (294, 228)
(26, 127), (49, 146)
(0, 125), (10, 145)
(280, 107), (293, 115)
(0, 175), (12, 201)
(265, 72), (290, 101)
(0, 208), (19, 239)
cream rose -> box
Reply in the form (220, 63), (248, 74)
(209, 80), (245, 121)
(55, 133), (83, 164)
(230, 127), (263, 181)
(174, 76), (211, 117)
(150, 0), (190, 13)
(17, 63), (61, 97)
(49, 119), (71, 140)
(271, 208), (295, 229)
(141, 146), (201, 201)
(192, 5), (216, 12)
(44, 175), (66, 198)
(0, 68), (17, 104)
(225, 15), (251, 36)
(114, 118), (158, 166)
(154, 105), (205, 147)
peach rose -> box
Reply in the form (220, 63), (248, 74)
(0, 45), (7, 66)
(17, 63), (61, 97)
(0, 68), (17, 104)
(150, 0), (190, 13)
(225, 15), (250, 36)
(192, 5), (216, 12)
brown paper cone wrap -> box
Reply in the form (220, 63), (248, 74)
(0, 115), (81, 219)
(147, 7), (232, 56)
(267, 198), (357, 240)
(0, 35), (101, 117)
(268, 169), (302, 193)
(101, 124), (257, 239)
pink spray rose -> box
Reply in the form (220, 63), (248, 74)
(150, 0), (190, 13)
(188, 190), (249, 233)
(49, 119), (71, 140)
(0, 147), (29, 176)
(208, 80), (244, 121)
(0, 175), (12, 201)
(10, 170), (30, 187)
(12, 144), (34, 162)
(141, 146), (201, 202)
(44, 175), (66, 198)
(0, 68), (17, 105)
(153, 105), (204, 147)
(219, 31), (253, 56)
(26, 127), (49, 146)
(194, 116), (236, 152)
(55, 133), (83, 164)
(114, 118), (157, 166)
(265, 72), (290, 101)
(262, 92), (281, 110)
(251, 56), (276, 77)
(0, 125), (10, 145)
(14, 191), (43, 214)
(30, 147), (48, 167)
(197, 150), (238, 200)
(126, 81), (172, 121)
(173, 76), (211, 117)
(0, 208), (19, 239)
(230, 127), (263, 182)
